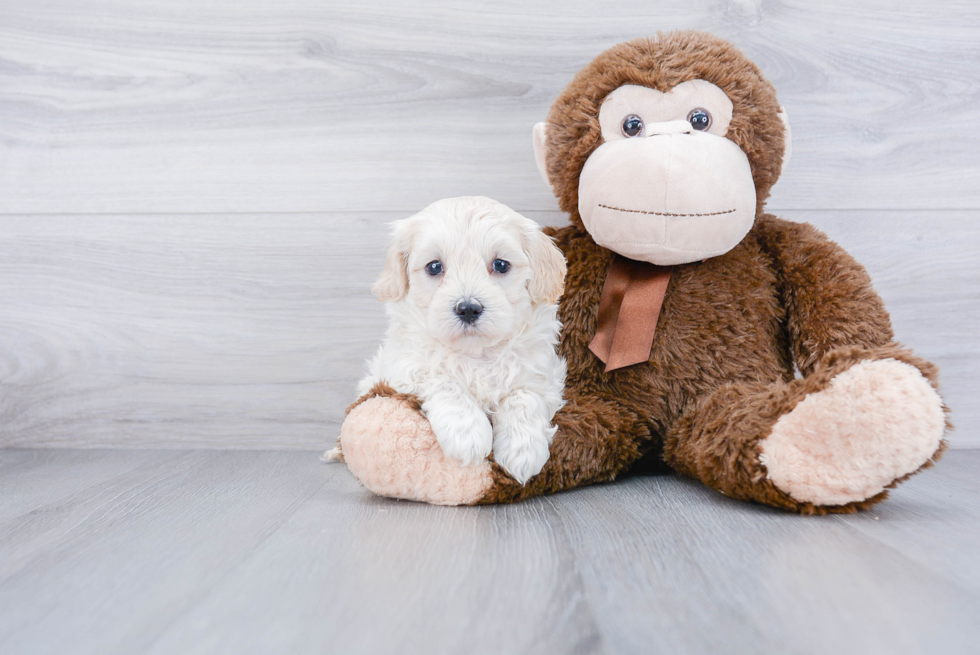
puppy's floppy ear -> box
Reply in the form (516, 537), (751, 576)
(372, 218), (416, 302)
(523, 222), (567, 306)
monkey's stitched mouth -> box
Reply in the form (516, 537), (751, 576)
(597, 203), (737, 218)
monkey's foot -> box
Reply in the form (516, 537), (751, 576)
(340, 396), (493, 505)
(759, 359), (946, 506)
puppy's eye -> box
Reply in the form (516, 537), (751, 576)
(492, 259), (511, 274)
(687, 108), (712, 131)
(425, 261), (443, 276)
(622, 114), (644, 137)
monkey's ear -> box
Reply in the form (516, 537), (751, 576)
(778, 106), (792, 176)
(532, 122), (551, 188)
(372, 220), (414, 302)
(525, 227), (567, 306)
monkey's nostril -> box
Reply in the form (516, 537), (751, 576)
(454, 299), (484, 325)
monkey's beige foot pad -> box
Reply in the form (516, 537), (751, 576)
(340, 396), (493, 506)
(759, 359), (946, 506)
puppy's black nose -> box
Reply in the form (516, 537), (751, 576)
(454, 299), (483, 325)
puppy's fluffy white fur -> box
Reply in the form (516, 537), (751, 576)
(342, 196), (567, 484)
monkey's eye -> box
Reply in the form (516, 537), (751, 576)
(621, 114), (644, 138)
(687, 108), (712, 131)
(425, 260), (443, 276)
(492, 259), (511, 274)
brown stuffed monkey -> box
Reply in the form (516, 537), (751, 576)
(336, 31), (949, 513)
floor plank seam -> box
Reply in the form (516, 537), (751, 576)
(543, 495), (615, 654)
(139, 475), (331, 651)
(831, 511), (980, 603)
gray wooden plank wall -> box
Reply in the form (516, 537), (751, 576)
(1, 1), (978, 448)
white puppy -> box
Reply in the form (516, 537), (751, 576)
(332, 196), (567, 484)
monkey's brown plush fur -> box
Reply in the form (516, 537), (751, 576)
(338, 31), (948, 512)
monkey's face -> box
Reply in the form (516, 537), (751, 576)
(577, 81), (757, 265)
(537, 81), (762, 266)
(532, 33), (792, 266)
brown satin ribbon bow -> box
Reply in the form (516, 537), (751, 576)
(589, 256), (673, 372)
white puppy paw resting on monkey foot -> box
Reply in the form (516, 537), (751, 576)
(422, 387), (494, 467)
(492, 391), (557, 484)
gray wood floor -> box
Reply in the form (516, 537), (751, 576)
(1, 448), (978, 655)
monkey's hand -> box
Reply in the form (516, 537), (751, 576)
(337, 384), (647, 505)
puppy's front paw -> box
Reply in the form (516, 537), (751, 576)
(425, 403), (493, 466)
(493, 422), (555, 485)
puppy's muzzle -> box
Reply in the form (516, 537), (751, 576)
(454, 298), (484, 325)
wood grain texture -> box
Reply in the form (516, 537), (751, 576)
(0, 210), (976, 449)
(0, 1), (977, 450)
(0, 213), (380, 449)
(0, 0), (978, 214)
(553, 461), (980, 654)
(1, 448), (978, 654)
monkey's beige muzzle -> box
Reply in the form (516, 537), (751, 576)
(578, 127), (756, 266)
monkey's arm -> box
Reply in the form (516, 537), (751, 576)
(338, 384), (647, 505)
(659, 215), (946, 513)
(480, 392), (649, 503)
(754, 214), (896, 372)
